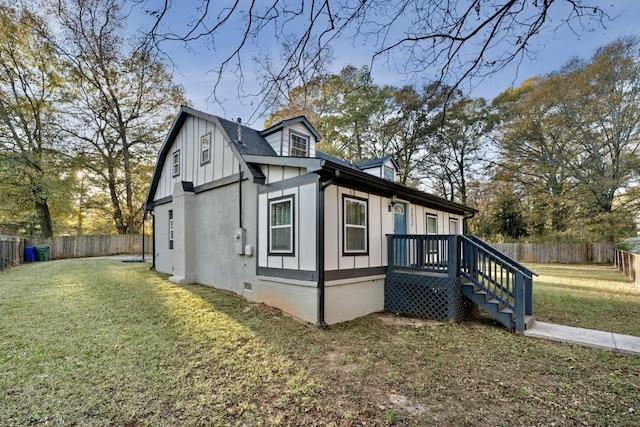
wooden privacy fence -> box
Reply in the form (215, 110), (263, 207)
(20, 234), (151, 260)
(614, 249), (640, 285)
(0, 236), (19, 270)
(489, 242), (614, 264)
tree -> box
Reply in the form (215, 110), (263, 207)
(53, 0), (186, 234)
(135, 0), (609, 114)
(0, 6), (67, 237)
(494, 37), (640, 242)
(420, 95), (493, 204)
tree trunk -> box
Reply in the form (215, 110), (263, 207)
(35, 198), (54, 237)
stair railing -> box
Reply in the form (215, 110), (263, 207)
(459, 235), (535, 332)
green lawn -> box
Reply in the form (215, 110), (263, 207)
(529, 263), (640, 336)
(0, 259), (639, 426)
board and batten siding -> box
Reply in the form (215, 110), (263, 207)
(153, 115), (239, 201)
(258, 181), (317, 272)
(324, 185), (393, 271)
(323, 185), (464, 272)
(264, 123), (317, 158)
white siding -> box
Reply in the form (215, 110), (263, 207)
(298, 183), (317, 271)
(324, 184), (464, 272)
(153, 115), (239, 201)
(262, 123), (318, 158)
(324, 186), (339, 271)
(258, 181), (317, 272)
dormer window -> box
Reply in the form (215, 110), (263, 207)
(290, 132), (309, 157)
(384, 166), (394, 181)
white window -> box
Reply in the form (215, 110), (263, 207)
(269, 197), (294, 254)
(384, 166), (394, 181)
(169, 210), (174, 250)
(449, 218), (459, 234)
(344, 196), (368, 254)
(426, 214), (438, 254)
(172, 150), (180, 177)
(426, 214), (438, 234)
(290, 133), (309, 157)
(201, 132), (211, 164)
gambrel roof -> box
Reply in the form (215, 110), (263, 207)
(145, 106), (477, 216)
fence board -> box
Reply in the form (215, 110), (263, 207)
(489, 242), (614, 264)
(615, 249), (640, 285)
(19, 234), (151, 260)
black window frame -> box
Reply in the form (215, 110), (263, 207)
(268, 195), (295, 256)
(342, 194), (369, 256)
(169, 209), (174, 250)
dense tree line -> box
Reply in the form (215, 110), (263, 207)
(0, 0), (635, 244)
(267, 37), (640, 243)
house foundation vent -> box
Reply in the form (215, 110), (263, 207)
(243, 282), (252, 291)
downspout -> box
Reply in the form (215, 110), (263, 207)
(317, 169), (340, 328)
(238, 165), (243, 228)
(463, 211), (476, 235)
(142, 211), (146, 261)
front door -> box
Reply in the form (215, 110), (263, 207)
(393, 202), (407, 266)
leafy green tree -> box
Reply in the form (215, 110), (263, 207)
(0, 6), (67, 237)
(53, 0), (186, 234)
(494, 37), (640, 242)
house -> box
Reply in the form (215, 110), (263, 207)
(145, 106), (534, 330)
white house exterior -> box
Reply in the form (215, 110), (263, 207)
(146, 106), (477, 325)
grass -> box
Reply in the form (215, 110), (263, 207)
(0, 259), (639, 426)
(529, 263), (640, 336)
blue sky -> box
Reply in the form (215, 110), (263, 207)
(131, 1), (640, 127)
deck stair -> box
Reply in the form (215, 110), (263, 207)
(459, 236), (536, 332)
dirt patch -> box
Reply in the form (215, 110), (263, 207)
(387, 392), (427, 415)
(374, 312), (445, 328)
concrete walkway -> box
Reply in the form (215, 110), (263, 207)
(525, 321), (640, 356)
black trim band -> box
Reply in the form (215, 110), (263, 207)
(324, 266), (387, 282)
(257, 267), (317, 282)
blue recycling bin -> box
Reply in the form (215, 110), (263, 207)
(24, 246), (37, 262)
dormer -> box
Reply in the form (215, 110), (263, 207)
(260, 116), (321, 157)
(356, 156), (400, 182)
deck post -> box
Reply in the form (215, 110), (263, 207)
(387, 235), (395, 272)
(514, 273), (525, 333)
(525, 276), (533, 317)
(447, 235), (458, 279)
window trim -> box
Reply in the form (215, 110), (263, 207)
(342, 195), (369, 256)
(426, 213), (438, 254)
(449, 217), (459, 235)
(289, 130), (309, 157)
(172, 150), (180, 177)
(200, 131), (212, 165)
(268, 195), (295, 256)
(169, 209), (174, 250)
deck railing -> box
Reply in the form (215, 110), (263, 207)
(459, 235), (535, 332)
(387, 234), (455, 275)
(386, 234), (535, 332)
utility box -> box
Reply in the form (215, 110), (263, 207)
(234, 228), (245, 255)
